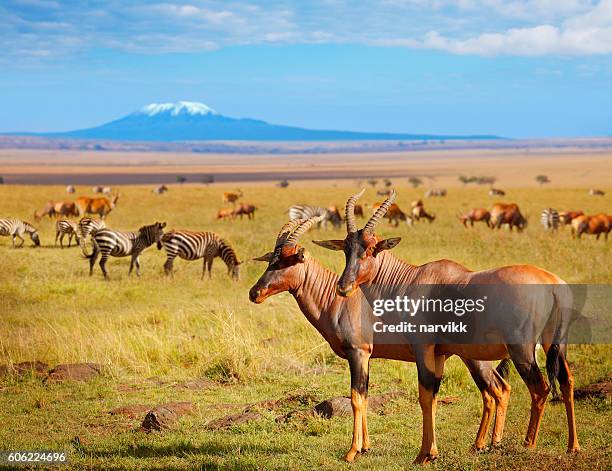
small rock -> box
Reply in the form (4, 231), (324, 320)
(141, 402), (196, 431)
(205, 411), (262, 430)
(45, 363), (103, 382)
(109, 404), (152, 418)
(314, 397), (352, 418)
(575, 381), (612, 400)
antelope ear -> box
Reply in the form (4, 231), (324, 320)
(312, 239), (345, 251)
(374, 237), (401, 255)
(252, 252), (274, 262)
(296, 247), (306, 262)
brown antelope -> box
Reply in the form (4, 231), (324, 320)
(588, 189), (605, 196)
(34, 201), (56, 220)
(489, 188), (506, 196)
(576, 214), (611, 240)
(153, 184), (168, 195)
(373, 202), (412, 227)
(53, 201), (79, 218)
(233, 203), (257, 220)
(490, 202), (526, 231)
(411, 200), (435, 222)
(75, 194), (119, 219)
(223, 190), (243, 204)
(315, 190), (579, 463)
(559, 210), (584, 226)
(216, 208), (235, 220)
(251, 216), (514, 462)
(459, 208), (491, 228)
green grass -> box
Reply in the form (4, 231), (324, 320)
(0, 184), (610, 470)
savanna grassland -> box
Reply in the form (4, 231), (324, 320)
(0, 182), (610, 470)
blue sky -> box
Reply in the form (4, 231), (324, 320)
(1, 0), (611, 137)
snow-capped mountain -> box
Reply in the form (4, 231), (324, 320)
(38, 101), (500, 142)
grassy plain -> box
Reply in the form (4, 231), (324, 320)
(0, 182), (610, 470)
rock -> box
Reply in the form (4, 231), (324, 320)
(109, 404), (152, 418)
(314, 397), (352, 418)
(45, 363), (103, 382)
(574, 381), (612, 400)
(177, 378), (216, 391)
(141, 402), (196, 431)
(0, 361), (48, 378)
(205, 411), (262, 430)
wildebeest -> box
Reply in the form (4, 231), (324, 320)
(315, 190), (579, 463)
(489, 188), (506, 196)
(75, 194), (119, 219)
(490, 203), (527, 231)
(589, 189), (605, 196)
(251, 216), (514, 462)
(576, 214), (611, 240)
(425, 188), (447, 197)
(458, 208), (491, 228)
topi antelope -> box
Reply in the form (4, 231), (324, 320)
(458, 208), (491, 228)
(315, 189), (580, 464)
(576, 214), (611, 241)
(490, 202), (527, 232)
(250, 216), (514, 462)
(75, 194), (119, 219)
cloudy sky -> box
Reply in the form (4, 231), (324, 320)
(2, 0), (611, 137)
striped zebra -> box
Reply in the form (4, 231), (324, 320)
(78, 217), (106, 255)
(88, 222), (166, 278)
(0, 218), (40, 247)
(55, 219), (80, 248)
(541, 208), (560, 232)
(158, 230), (241, 280)
(288, 204), (342, 230)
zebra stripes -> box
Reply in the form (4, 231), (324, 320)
(541, 208), (560, 232)
(0, 218), (40, 247)
(55, 219), (79, 248)
(158, 230), (241, 280)
(88, 222), (166, 278)
(289, 205), (341, 229)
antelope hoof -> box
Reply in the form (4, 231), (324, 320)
(471, 444), (487, 454)
(567, 445), (581, 454)
(343, 448), (360, 462)
(523, 440), (536, 450)
(413, 453), (438, 465)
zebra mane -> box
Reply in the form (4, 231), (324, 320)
(23, 221), (38, 233)
(218, 238), (240, 268)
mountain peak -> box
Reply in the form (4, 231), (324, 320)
(138, 101), (217, 117)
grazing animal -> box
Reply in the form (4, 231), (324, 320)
(153, 184), (168, 195)
(315, 190), (580, 463)
(411, 200), (436, 222)
(77, 217), (106, 255)
(0, 218), (40, 247)
(289, 204), (342, 229)
(102, 187), (112, 195)
(233, 203), (257, 220)
(251, 217), (513, 461)
(87, 222), (166, 278)
(589, 189), (605, 196)
(66, 185), (76, 194)
(216, 208), (235, 220)
(540, 208), (560, 232)
(425, 188), (447, 197)
(458, 208), (491, 228)
(559, 210), (584, 226)
(55, 219), (80, 248)
(373, 202), (412, 227)
(75, 194), (119, 219)
(53, 201), (79, 218)
(490, 203), (527, 231)
(34, 201), (56, 220)
(570, 215), (588, 237)
(576, 214), (611, 241)
(158, 230), (241, 280)
(92, 186), (104, 194)
(489, 188), (506, 196)
(223, 190), (243, 204)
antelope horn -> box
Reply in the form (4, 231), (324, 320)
(345, 188), (365, 233)
(286, 215), (325, 246)
(275, 219), (306, 249)
(363, 190), (396, 233)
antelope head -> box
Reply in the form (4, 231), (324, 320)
(313, 189), (401, 297)
(249, 216), (323, 304)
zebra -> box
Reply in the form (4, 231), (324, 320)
(158, 230), (241, 280)
(78, 217), (106, 255)
(87, 222), (166, 278)
(55, 219), (80, 248)
(288, 204), (342, 230)
(541, 208), (560, 232)
(0, 218), (40, 248)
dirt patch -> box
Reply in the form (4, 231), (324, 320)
(109, 404), (152, 418)
(0, 361), (49, 378)
(141, 402), (197, 432)
(176, 378), (216, 391)
(206, 411), (263, 430)
(574, 381), (612, 400)
(45, 363), (103, 382)
(438, 396), (460, 405)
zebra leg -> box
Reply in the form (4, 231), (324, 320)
(60, 232), (65, 249)
(89, 245), (99, 276)
(163, 254), (176, 276)
(99, 253), (110, 279)
(135, 256), (141, 277)
(207, 257), (213, 278)
(15, 233), (25, 248)
(55, 231), (60, 246)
